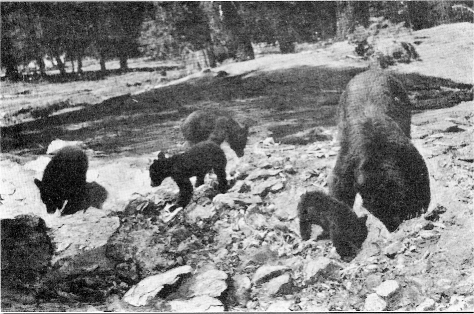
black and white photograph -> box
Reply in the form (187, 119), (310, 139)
(1, 1), (473, 312)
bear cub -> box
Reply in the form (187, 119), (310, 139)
(149, 140), (228, 208)
(181, 110), (249, 157)
(329, 70), (430, 232)
(298, 190), (368, 260)
(34, 146), (88, 215)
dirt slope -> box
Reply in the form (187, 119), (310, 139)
(1, 23), (473, 312)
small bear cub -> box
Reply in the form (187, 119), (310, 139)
(298, 190), (368, 260)
(181, 110), (249, 157)
(34, 146), (88, 215)
(149, 140), (228, 208)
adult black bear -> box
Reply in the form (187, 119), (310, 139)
(181, 110), (249, 157)
(34, 146), (88, 215)
(329, 70), (431, 232)
(149, 140), (228, 208)
(298, 190), (368, 259)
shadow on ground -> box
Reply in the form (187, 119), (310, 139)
(4, 65), (469, 157)
(1, 65), (366, 156)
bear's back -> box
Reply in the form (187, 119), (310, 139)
(183, 140), (227, 168)
(341, 70), (412, 138)
(42, 146), (88, 188)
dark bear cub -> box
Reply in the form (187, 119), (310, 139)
(149, 140), (228, 208)
(298, 190), (368, 259)
(34, 146), (88, 215)
(329, 70), (431, 232)
(181, 110), (249, 157)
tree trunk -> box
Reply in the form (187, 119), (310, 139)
(219, 2), (255, 62)
(200, 1), (223, 66)
(336, 1), (369, 41)
(36, 57), (46, 76)
(54, 52), (66, 76)
(119, 48), (128, 71)
(77, 53), (83, 74)
(99, 49), (107, 74)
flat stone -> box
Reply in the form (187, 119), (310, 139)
(384, 241), (405, 258)
(168, 296), (224, 312)
(212, 194), (235, 210)
(365, 273), (383, 290)
(188, 269), (228, 298)
(122, 265), (192, 306)
(232, 275), (251, 306)
(252, 265), (290, 285)
(266, 300), (293, 312)
(303, 257), (334, 283)
(228, 181), (251, 193)
(375, 280), (400, 298)
(234, 194), (263, 206)
(272, 187), (305, 220)
(246, 169), (281, 181)
(365, 293), (387, 311)
(50, 207), (120, 272)
(262, 273), (291, 295)
(416, 298), (436, 311)
(419, 230), (439, 239)
(270, 181), (285, 192)
(251, 178), (280, 197)
(185, 203), (215, 223)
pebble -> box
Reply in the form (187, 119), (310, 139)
(365, 293), (387, 311)
(416, 298), (436, 311)
(266, 300), (293, 312)
(375, 280), (400, 298)
(384, 241), (405, 257)
(419, 230), (439, 239)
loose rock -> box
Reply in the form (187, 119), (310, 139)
(265, 299), (293, 312)
(262, 273), (292, 296)
(231, 275), (251, 306)
(384, 241), (405, 258)
(188, 268), (228, 298)
(303, 257), (339, 283)
(122, 265), (192, 306)
(375, 280), (400, 298)
(416, 298), (436, 311)
(168, 296), (224, 312)
(365, 293), (387, 311)
(252, 265), (290, 285)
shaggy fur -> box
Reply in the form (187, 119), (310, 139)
(34, 146), (88, 215)
(329, 70), (430, 232)
(298, 190), (368, 259)
(149, 141), (228, 208)
(181, 110), (249, 157)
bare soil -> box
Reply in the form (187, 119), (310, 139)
(0, 22), (473, 312)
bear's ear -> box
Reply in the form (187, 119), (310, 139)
(34, 178), (42, 188)
(157, 152), (166, 160)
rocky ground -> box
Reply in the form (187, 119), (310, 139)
(1, 23), (473, 312)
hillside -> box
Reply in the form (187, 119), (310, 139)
(1, 23), (473, 312)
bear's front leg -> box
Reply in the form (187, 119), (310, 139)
(176, 178), (193, 208)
